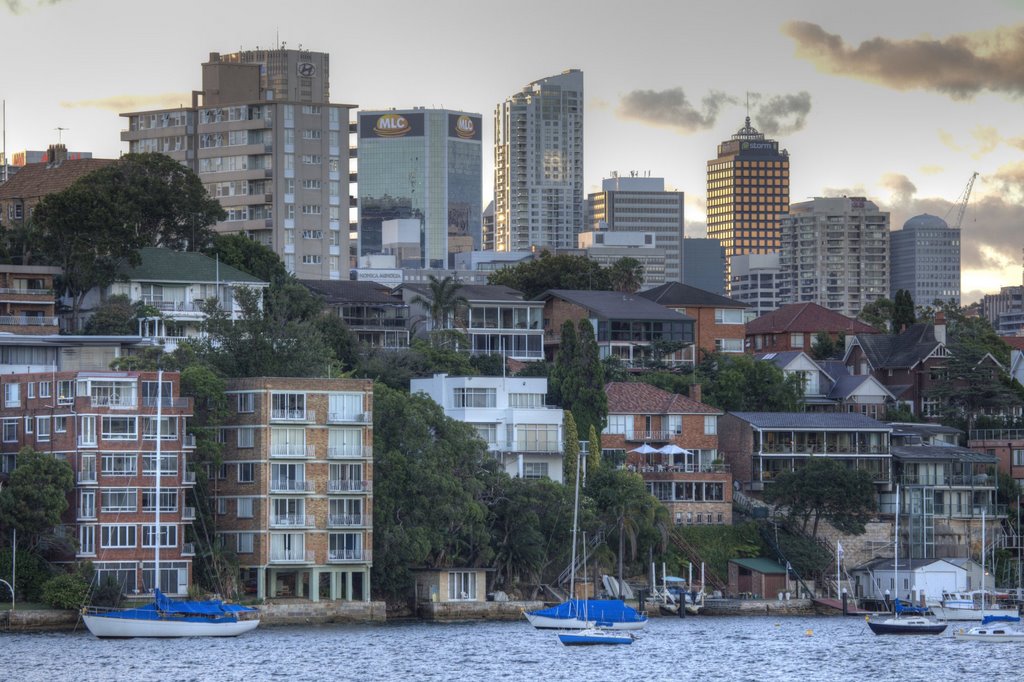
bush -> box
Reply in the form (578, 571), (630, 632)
(41, 573), (90, 610)
(0, 549), (53, 603)
(90, 575), (124, 608)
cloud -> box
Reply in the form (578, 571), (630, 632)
(60, 93), (192, 112)
(751, 92), (812, 135)
(819, 184), (869, 198)
(782, 21), (1024, 100)
(4, 0), (67, 14)
(919, 165), (944, 175)
(618, 88), (736, 133)
(1009, 137), (1024, 151)
(880, 173), (917, 204)
(971, 126), (1001, 158)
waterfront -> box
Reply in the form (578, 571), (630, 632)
(4, 615), (1021, 682)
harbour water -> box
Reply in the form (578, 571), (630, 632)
(5, 615), (1021, 681)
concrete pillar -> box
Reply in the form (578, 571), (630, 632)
(311, 569), (320, 602)
(296, 571), (304, 598)
(345, 571), (353, 601)
(257, 567), (266, 601)
(268, 569), (277, 598)
(364, 568), (370, 602)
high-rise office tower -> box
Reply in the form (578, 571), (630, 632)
(778, 196), (890, 318)
(706, 117), (789, 293)
(357, 109), (482, 268)
(681, 238), (726, 295)
(586, 174), (684, 283)
(494, 69), (584, 252)
(890, 213), (961, 306)
(122, 48), (354, 280)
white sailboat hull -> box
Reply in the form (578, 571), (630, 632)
(83, 613), (260, 638)
(524, 613), (645, 631)
(932, 606), (1015, 622)
(954, 627), (1024, 642)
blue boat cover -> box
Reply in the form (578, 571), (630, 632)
(893, 599), (930, 615)
(981, 614), (1021, 625)
(98, 590), (256, 621)
(529, 599), (647, 624)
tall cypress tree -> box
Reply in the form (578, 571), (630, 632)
(587, 424), (603, 476)
(893, 289), (916, 333)
(571, 319), (608, 438)
(549, 320), (578, 407)
(562, 411), (580, 488)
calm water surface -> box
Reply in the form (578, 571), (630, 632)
(5, 616), (1020, 681)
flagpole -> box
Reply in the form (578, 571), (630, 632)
(836, 542), (841, 599)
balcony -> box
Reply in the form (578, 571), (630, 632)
(181, 542), (195, 556)
(327, 445), (371, 459)
(181, 470), (196, 485)
(77, 469), (98, 484)
(328, 513), (364, 527)
(270, 548), (314, 564)
(327, 548), (372, 563)
(328, 479), (371, 493)
(328, 411), (372, 424)
(271, 479), (315, 493)
(142, 397), (190, 408)
(78, 507), (97, 520)
(183, 434), (197, 448)
(270, 443), (315, 458)
(78, 436), (98, 448)
(270, 514), (315, 528)
(271, 409), (316, 422)
(90, 396), (137, 409)
(182, 506), (196, 521)
(622, 430), (680, 443)
(0, 315), (58, 327)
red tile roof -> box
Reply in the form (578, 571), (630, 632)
(1001, 336), (1024, 351)
(745, 302), (879, 335)
(605, 381), (721, 415)
(0, 158), (117, 201)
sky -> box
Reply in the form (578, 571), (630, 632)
(2, 0), (1024, 303)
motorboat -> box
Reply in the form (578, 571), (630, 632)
(931, 591), (1015, 622)
(953, 615), (1024, 642)
(558, 628), (634, 646)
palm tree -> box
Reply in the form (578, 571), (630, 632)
(608, 257), (645, 294)
(411, 275), (468, 332)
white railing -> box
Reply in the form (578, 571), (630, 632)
(328, 479), (371, 493)
(328, 514), (364, 527)
(327, 445), (371, 459)
(77, 469), (98, 484)
(270, 549), (314, 563)
(0, 315), (58, 326)
(328, 548), (371, 563)
(0, 286), (54, 296)
(270, 514), (315, 528)
(181, 543), (195, 556)
(181, 471), (196, 485)
(182, 506), (196, 520)
(271, 479), (314, 493)
(328, 412), (372, 424)
(77, 436), (98, 448)
(270, 443), (315, 458)
(142, 397), (190, 408)
(91, 396), (138, 408)
(271, 409), (315, 422)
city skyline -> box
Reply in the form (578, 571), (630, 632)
(2, 0), (1023, 301)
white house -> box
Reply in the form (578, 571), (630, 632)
(410, 373), (565, 482)
(850, 557), (993, 604)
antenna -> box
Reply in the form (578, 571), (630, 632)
(54, 127), (69, 143)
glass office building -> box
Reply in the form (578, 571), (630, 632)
(357, 109), (482, 268)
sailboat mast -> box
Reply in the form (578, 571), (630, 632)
(981, 508), (986, 611)
(894, 485), (899, 608)
(154, 369), (162, 592)
(569, 435), (581, 600)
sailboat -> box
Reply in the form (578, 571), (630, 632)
(557, 532), (634, 646)
(525, 450), (647, 632)
(82, 370), (260, 638)
(953, 510), (1024, 641)
(933, 510), (1014, 622)
(867, 485), (947, 636)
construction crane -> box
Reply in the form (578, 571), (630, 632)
(945, 171), (979, 230)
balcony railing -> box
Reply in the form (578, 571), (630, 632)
(270, 514), (315, 528)
(761, 443), (890, 455)
(328, 479), (371, 493)
(271, 409), (315, 422)
(182, 434), (196, 448)
(621, 430), (680, 443)
(90, 396), (137, 409)
(328, 513), (364, 527)
(0, 286), (54, 296)
(877, 502), (1007, 518)
(270, 549), (314, 563)
(270, 443), (315, 458)
(78, 436), (98, 448)
(328, 411), (372, 424)
(142, 397), (190, 408)
(181, 470), (196, 485)
(0, 315), (58, 327)
(970, 429), (1024, 442)
(898, 473), (995, 487)
(77, 469), (98, 484)
(327, 445), (371, 459)
(181, 542), (195, 556)
(327, 548), (371, 563)
(271, 479), (314, 493)
(182, 506), (196, 521)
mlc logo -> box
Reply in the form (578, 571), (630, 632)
(374, 114), (411, 137)
(454, 115), (475, 139)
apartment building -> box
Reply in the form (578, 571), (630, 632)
(218, 378), (373, 602)
(0, 264), (62, 335)
(0, 370), (196, 595)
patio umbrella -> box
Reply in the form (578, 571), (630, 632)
(629, 443), (659, 454)
(657, 444), (692, 456)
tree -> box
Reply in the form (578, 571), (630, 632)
(411, 275), (468, 337)
(34, 153), (225, 328)
(587, 425), (602, 478)
(487, 251), (611, 299)
(570, 319), (608, 437)
(893, 289), (916, 332)
(563, 411), (580, 488)
(0, 447), (75, 546)
(548, 321), (578, 407)
(810, 331), (844, 360)
(607, 257), (645, 294)
(858, 297), (895, 333)
(765, 458), (876, 539)
(206, 233), (289, 285)
(83, 294), (149, 336)
(699, 353), (804, 412)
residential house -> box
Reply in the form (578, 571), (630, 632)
(717, 412), (892, 495)
(399, 283), (545, 361)
(539, 289), (694, 368)
(849, 557), (987, 604)
(745, 302), (878, 354)
(218, 378), (373, 602)
(967, 427), (1024, 487)
(0, 370), (196, 595)
(0, 264), (62, 335)
(76, 248), (269, 349)
(0, 333), (154, 379)
(602, 382), (731, 525)
(0, 144), (115, 229)
(301, 279), (410, 350)
(755, 351), (895, 417)
(411, 373), (565, 482)
(639, 281), (750, 365)
(412, 567), (489, 604)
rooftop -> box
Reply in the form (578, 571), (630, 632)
(639, 281), (748, 309)
(121, 248), (266, 285)
(0, 158), (117, 201)
(850, 323), (942, 370)
(746, 303), (878, 335)
(540, 289), (691, 321)
(605, 381), (721, 415)
(300, 279), (401, 305)
(729, 557), (787, 574)
(728, 412), (890, 431)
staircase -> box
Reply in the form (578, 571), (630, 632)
(670, 530), (727, 592)
(555, 528), (606, 588)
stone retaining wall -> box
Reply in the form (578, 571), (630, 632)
(417, 600), (544, 622)
(701, 598), (817, 616)
(258, 600), (386, 626)
(1, 609), (82, 632)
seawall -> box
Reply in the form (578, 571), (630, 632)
(417, 600), (544, 622)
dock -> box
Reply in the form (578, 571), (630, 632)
(812, 597), (871, 615)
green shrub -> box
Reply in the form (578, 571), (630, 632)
(41, 573), (90, 610)
(90, 575), (124, 608)
(0, 549), (53, 603)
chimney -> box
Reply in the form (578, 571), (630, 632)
(47, 143), (68, 166)
(690, 383), (702, 403)
(934, 311), (946, 345)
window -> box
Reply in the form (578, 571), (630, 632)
(328, 393), (363, 421)
(102, 454), (137, 476)
(143, 416), (178, 440)
(790, 333), (804, 349)
(4, 382), (20, 407)
(515, 424), (559, 452)
(453, 387), (496, 408)
(101, 416), (137, 440)
(24, 416), (32, 434)
(141, 380), (173, 406)
(141, 489), (177, 512)
(667, 415), (682, 435)
(1013, 449), (1024, 467)
(27, 382), (35, 399)
(39, 381), (51, 399)
(523, 462), (549, 479)
(237, 498), (254, 518)
(715, 309), (744, 324)
(704, 416), (718, 435)
(57, 380), (75, 404)
(238, 462), (254, 483)
(142, 525), (177, 548)
(271, 393), (306, 420)
(715, 338), (744, 353)
(101, 489), (136, 512)
(448, 571), (477, 601)
(301, 255), (322, 265)
(79, 416), (96, 446)
(217, 498), (228, 515)
(142, 453), (177, 476)
(236, 392), (255, 413)
(79, 525), (95, 555)
(509, 393), (544, 408)
(237, 533), (255, 553)
(101, 525), (137, 549)
(237, 427), (255, 448)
